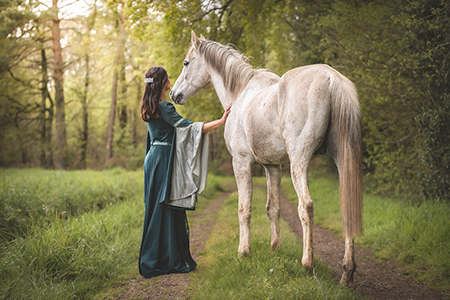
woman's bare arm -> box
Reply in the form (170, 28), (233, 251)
(202, 105), (231, 133)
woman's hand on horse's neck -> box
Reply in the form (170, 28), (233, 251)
(202, 105), (231, 133)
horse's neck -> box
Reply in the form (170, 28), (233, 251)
(208, 60), (279, 109)
(209, 68), (233, 109)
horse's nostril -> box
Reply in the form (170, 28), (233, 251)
(174, 93), (183, 104)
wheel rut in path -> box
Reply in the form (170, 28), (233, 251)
(279, 190), (448, 300)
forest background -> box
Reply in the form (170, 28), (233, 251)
(0, 0), (449, 202)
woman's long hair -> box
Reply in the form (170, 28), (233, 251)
(141, 66), (169, 121)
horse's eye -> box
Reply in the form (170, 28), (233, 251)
(183, 60), (189, 66)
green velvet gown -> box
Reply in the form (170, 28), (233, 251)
(139, 101), (197, 279)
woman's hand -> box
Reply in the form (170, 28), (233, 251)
(220, 105), (232, 125)
(202, 104), (232, 133)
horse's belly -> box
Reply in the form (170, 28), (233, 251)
(252, 144), (290, 165)
(247, 127), (289, 165)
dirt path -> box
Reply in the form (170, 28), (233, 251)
(279, 190), (448, 300)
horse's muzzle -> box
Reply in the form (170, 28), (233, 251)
(171, 92), (184, 104)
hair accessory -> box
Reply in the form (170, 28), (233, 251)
(144, 77), (154, 83)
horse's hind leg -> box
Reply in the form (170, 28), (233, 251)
(329, 146), (357, 286)
(264, 164), (283, 250)
(290, 155), (315, 269)
(341, 236), (356, 286)
(233, 157), (253, 256)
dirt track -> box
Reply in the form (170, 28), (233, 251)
(102, 185), (448, 300)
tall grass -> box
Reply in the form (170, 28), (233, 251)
(0, 168), (142, 241)
(281, 174), (450, 292)
(191, 186), (361, 300)
(0, 190), (143, 300)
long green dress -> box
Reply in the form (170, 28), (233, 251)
(139, 100), (197, 279)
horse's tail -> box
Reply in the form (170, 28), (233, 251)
(329, 72), (363, 238)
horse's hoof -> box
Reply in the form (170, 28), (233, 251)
(270, 239), (283, 250)
(301, 256), (315, 270)
(340, 272), (354, 287)
(238, 247), (250, 258)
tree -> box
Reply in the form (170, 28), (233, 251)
(39, 42), (54, 168)
(105, 0), (127, 165)
(0, 0), (44, 166)
(50, 0), (67, 169)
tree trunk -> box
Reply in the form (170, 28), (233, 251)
(52, 0), (66, 169)
(79, 0), (97, 169)
(39, 47), (48, 167)
(105, 2), (126, 165)
(80, 54), (89, 169)
(39, 44), (54, 168)
(132, 80), (141, 146)
(118, 60), (127, 129)
(46, 96), (54, 167)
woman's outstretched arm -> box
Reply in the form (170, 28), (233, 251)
(202, 105), (231, 133)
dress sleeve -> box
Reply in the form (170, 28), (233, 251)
(160, 101), (192, 128)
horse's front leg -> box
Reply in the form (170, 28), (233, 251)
(264, 164), (283, 250)
(233, 157), (253, 256)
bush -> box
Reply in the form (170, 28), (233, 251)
(416, 95), (450, 201)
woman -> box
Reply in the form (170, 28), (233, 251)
(139, 66), (230, 278)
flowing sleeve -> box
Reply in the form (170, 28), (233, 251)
(160, 101), (192, 128)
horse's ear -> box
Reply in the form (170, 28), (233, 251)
(200, 34), (205, 40)
(191, 31), (200, 48)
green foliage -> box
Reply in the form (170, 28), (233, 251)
(416, 96), (450, 200)
(282, 174), (450, 292)
(192, 186), (360, 300)
(313, 0), (450, 200)
(0, 0), (37, 73)
(404, 0), (450, 201)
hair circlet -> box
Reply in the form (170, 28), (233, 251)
(144, 77), (154, 84)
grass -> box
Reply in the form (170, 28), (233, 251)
(281, 171), (450, 293)
(0, 168), (142, 241)
(0, 168), (145, 300)
(3, 168), (448, 298)
(0, 189), (143, 300)
(191, 185), (361, 300)
(0, 169), (230, 300)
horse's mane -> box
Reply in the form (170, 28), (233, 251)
(193, 40), (261, 97)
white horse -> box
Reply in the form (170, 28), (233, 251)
(171, 32), (363, 286)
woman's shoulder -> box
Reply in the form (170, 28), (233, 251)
(159, 100), (178, 116)
(160, 100), (175, 109)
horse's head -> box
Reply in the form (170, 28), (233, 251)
(170, 31), (211, 105)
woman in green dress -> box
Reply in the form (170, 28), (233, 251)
(139, 66), (230, 278)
